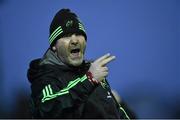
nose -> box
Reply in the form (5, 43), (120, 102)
(70, 34), (78, 46)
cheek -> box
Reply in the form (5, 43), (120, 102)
(82, 41), (86, 50)
(56, 44), (69, 57)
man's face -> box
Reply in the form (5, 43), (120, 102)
(53, 33), (86, 67)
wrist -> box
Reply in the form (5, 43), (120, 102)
(86, 71), (100, 85)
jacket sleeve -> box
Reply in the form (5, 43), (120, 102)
(31, 70), (96, 118)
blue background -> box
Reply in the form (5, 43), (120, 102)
(0, 0), (179, 118)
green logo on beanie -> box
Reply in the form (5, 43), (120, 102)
(66, 20), (73, 28)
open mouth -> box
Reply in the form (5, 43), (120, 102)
(70, 48), (81, 58)
(70, 48), (80, 54)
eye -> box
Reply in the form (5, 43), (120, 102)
(75, 33), (83, 36)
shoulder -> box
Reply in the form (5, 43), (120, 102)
(28, 58), (62, 85)
(29, 59), (65, 97)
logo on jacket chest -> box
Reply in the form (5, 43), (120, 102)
(107, 91), (112, 99)
(99, 82), (112, 99)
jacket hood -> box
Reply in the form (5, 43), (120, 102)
(27, 49), (69, 83)
(40, 48), (66, 66)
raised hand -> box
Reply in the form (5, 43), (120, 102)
(88, 53), (116, 82)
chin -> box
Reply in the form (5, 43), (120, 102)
(70, 59), (83, 67)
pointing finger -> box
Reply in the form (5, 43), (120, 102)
(95, 53), (110, 63)
(100, 55), (116, 66)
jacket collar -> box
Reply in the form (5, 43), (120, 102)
(40, 48), (87, 71)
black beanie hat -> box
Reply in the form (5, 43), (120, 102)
(49, 9), (87, 47)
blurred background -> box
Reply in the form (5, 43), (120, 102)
(0, 0), (179, 118)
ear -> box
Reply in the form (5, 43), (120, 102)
(52, 46), (56, 51)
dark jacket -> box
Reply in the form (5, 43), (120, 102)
(27, 49), (131, 119)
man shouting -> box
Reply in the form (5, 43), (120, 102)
(27, 8), (131, 119)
